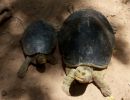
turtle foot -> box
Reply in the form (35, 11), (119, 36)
(100, 86), (111, 97)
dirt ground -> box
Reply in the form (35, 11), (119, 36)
(0, 0), (130, 100)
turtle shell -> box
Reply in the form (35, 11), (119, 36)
(22, 20), (56, 56)
(58, 9), (115, 69)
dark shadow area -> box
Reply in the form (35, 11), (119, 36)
(0, 14), (12, 25)
(61, 58), (67, 74)
(70, 80), (88, 96)
(27, 86), (50, 100)
(10, 0), (80, 28)
(1, 77), (50, 100)
(113, 38), (129, 64)
(35, 64), (46, 73)
(109, 19), (130, 65)
(0, 3), (12, 25)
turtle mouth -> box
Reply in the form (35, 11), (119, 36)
(75, 76), (86, 83)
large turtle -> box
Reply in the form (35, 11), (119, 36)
(17, 20), (57, 78)
(58, 9), (115, 97)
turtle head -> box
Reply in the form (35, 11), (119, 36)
(36, 54), (47, 64)
(75, 66), (92, 83)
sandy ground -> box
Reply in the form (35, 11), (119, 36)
(0, 0), (130, 100)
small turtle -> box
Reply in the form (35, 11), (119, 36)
(0, 4), (12, 24)
(17, 20), (57, 78)
(58, 9), (115, 97)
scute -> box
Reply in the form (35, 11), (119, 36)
(22, 20), (56, 55)
(58, 9), (115, 69)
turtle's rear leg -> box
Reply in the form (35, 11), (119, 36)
(0, 4), (12, 24)
(92, 70), (111, 97)
(62, 68), (76, 95)
(17, 56), (31, 78)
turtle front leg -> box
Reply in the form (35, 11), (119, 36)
(17, 56), (32, 78)
(92, 70), (111, 97)
(62, 68), (76, 95)
(47, 55), (57, 65)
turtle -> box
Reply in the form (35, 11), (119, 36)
(17, 20), (57, 78)
(0, 4), (12, 24)
(58, 9), (115, 97)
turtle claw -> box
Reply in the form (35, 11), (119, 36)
(62, 85), (70, 96)
(100, 86), (111, 97)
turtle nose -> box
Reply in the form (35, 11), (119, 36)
(41, 58), (47, 64)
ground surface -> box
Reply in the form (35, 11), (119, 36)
(0, 0), (130, 100)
